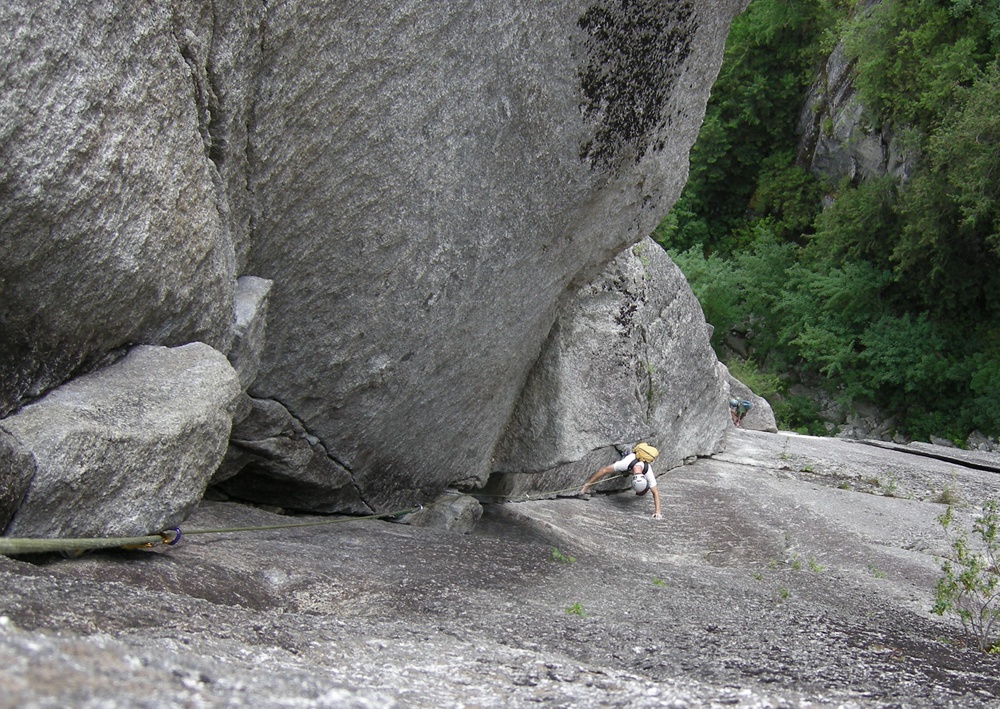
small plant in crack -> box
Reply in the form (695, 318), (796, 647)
(632, 242), (650, 267)
(868, 564), (887, 579)
(565, 602), (586, 617)
(780, 439), (791, 461)
(880, 471), (899, 497)
(551, 547), (576, 564)
(936, 484), (961, 506)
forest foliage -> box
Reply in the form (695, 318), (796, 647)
(654, 0), (1000, 441)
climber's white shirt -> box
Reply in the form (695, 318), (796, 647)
(612, 453), (656, 488)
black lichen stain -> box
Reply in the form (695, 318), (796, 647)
(577, 0), (696, 174)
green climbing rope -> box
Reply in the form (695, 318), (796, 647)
(0, 471), (635, 557)
(0, 506), (423, 557)
(471, 471), (631, 503)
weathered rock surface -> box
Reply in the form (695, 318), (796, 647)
(0, 1), (238, 417)
(2, 0), (750, 520)
(796, 40), (883, 183)
(227, 276), (273, 391)
(0, 344), (240, 538)
(796, 35), (914, 185)
(0, 431), (32, 532)
(211, 396), (371, 515)
(3, 429), (1000, 707)
(489, 237), (729, 496)
(240, 0), (748, 510)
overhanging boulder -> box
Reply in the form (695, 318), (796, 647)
(246, 1), (748, 510)
(1, 0), (749, 517)
(0, 2), (238, 418)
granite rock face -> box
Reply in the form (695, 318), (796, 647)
(242, 0), (747, 511)
(211, 396), (371, 515)
(1, 0), (749, 524)
(488, 236), (728, 497)
(0, 1), (241, 417)
(227, 276), (273, 392)
(0, 431), (32, 533)
(796, 37), (915, 185)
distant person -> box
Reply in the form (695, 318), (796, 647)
(581, 443), (662, 520)
(729, 398), (752, 427)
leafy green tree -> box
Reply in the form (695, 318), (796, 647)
(776, 260), (893, 380)
(809, 175), (901, 267)
(662, 0), (837, 250)
(667, 245), (740, 349)
(749, 150), (826, 242)
(893, 61), (1000, 316)
(657, 0), (1000, 440)
(843, 0), (998, 130)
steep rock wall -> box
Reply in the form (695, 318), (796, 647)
(1, 0), (748, 526)
(488, 237), (729, 497)
(796, 39), (915, 186)
(0, 2), (246, 416)
(246, 0), (746, 510)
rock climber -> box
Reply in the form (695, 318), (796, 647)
(729, 398), (752, 427)
(581, 444), (662, 520)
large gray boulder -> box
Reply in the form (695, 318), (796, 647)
(488, 237), (728, 495)
(1, 0), (749, 520)
(0, 2), (240, 417)
(247, 0), (747, 510)
(0, 344), (240, 538)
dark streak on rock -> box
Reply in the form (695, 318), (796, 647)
(577, 0), (696, 175)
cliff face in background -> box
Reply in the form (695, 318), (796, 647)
(796, 39), (914, 188)
(1, 0), (749, 535)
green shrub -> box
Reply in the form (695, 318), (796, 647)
(771, 394), (827, 435)
(933, 502), (1000, 653)
(657, 0), (1000, 442)
(725, 358), (782, 401)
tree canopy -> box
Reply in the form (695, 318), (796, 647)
(655, 0), (1000, 441)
